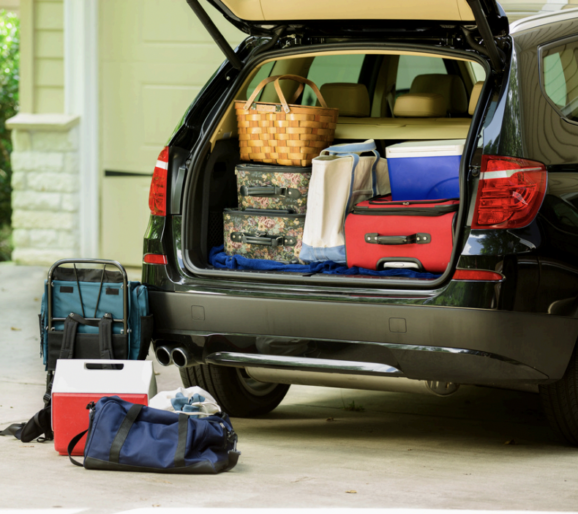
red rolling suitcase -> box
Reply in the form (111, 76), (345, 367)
(344, 196), (459, 272)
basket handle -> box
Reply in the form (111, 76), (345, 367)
(243, 75), (298, 110)
(273, 74), (329, 113)
(243, 74), (328, 113)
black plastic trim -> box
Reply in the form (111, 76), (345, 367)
(149, 290), (578, 380)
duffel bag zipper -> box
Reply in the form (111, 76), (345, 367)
(219, 422), (238, 450)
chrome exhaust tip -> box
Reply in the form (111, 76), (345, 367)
(171, 347), (191, 368)
(155, 346), (174, 367)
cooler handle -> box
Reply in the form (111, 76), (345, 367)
(365, 233), (431, 245)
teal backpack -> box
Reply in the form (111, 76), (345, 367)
(39, 259), (154, 371)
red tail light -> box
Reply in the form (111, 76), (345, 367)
(453, 269), (503, 281)
(149, 147), (169, 217)
(472, 155), (547, 229)
(143, 254), (168, 265)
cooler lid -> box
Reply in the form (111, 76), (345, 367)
(386, 139), (466, 158)
(52, 360), (157, 396)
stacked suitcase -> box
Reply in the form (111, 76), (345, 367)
(223, 163), (312, 264)
(222, 139), (463, 273)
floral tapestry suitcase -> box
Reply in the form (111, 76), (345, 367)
(235, 164), (311, 214)
(223, 208), (305, 263)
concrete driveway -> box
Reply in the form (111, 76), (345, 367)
(1, 263), (578, 512)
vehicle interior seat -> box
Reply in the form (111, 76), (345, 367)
(392, 93), (447, 118)
(318, 83), (371, 117)
(211, 61), (481, 145)
(409, 73), (469, 117)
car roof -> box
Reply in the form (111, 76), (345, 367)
(509, 7), (578, 34)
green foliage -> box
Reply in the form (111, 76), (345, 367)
(0, 10), (19, 260)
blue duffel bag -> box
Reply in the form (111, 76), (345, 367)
(39, 259), (154, 370)
(68, 396), (240, 474)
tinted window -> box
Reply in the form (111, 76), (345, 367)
(541, 37), (578, 122)
(246, 61), (275, 101)
(396, 55), (447, 95)
(470, 62), (487, 82)
(303, 54), (365, 106)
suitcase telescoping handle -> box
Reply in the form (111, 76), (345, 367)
(231, 232), (298, 247)
(365, 233), (431, 245)
(240, 185), (302, 199)
(47, 258), (129, 336)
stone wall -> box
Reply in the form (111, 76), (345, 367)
(7, 114), (81, 265)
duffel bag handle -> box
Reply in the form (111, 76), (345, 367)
(240, 185), (301, 199)
(231, 232), (298, 247)
(243, 74), (328, 113)
(365, 233), (431, 245)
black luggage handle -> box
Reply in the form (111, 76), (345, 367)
(240, 185), (302, 199)
(365, 233), (431, 245)
(231, 232), (298, 247)
(47, 259), (128, 336)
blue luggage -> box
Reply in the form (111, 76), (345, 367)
(68, 396), (240, 474)
(39, 259), (154, 371)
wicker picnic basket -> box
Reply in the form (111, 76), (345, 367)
(235, 74), (339, 167)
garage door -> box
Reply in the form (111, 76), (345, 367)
(99, 0), (244, 265)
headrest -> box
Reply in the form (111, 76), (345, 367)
(410, 74), (468, 115)
(318, 83), (370, 117)
(469, 81), (484, 115)
(393, 93), (447, 118)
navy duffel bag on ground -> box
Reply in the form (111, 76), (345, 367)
(68, 396), (240, 474)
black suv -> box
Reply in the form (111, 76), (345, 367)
(142, 0), (578, 444)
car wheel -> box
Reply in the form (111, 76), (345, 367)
(540, 347), (578, 445)
(180, 364), (290, 417)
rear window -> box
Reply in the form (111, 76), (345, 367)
(396, 55), (447, 95)
(302, 54), (365, 105)
(540, 36), (578, 123)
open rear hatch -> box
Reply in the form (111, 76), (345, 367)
(188, 0), (509, 71)
(178, 0), (510, 287)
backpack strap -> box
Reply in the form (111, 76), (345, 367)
(59, 313), (115, 361)
(59, 314), (80, 360)
(98, 314), (114, 360)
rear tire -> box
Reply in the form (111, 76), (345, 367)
(180, 364), (290, 417)
(540, 347), (578, 445)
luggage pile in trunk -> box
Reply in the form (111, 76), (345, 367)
(209, 137), (463, 279)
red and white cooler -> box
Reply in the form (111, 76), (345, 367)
(51, 360), (157, 455)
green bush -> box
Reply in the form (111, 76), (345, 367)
(0, 10), (19, 260)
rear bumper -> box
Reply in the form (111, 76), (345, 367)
(149, 290), (578, 384)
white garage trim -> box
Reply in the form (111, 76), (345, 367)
(64, 0), (100, 259)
